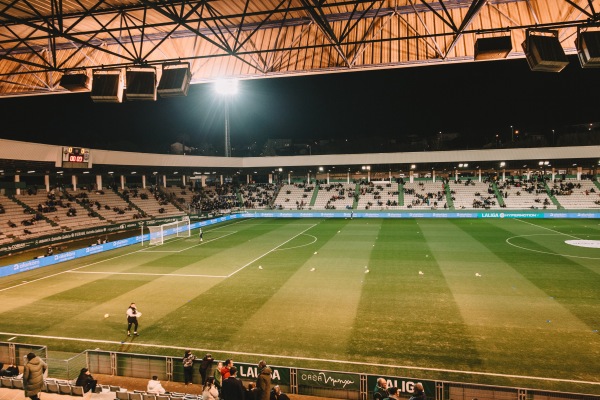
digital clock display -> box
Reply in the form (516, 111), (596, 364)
(62, 147), (90, 168)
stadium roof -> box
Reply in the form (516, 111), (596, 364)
(0, 0), (597, 98)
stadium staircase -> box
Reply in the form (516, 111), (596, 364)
(8, 194), (58, 227)
(543, 181), (563, 209)
(309, 184), (319, 207)
(491, 182), (506, 208)
(444, 183), (455, 210)
(398, 182), (404, 206)
(353, 183), (360, 209)
(236, 189), (244, 206)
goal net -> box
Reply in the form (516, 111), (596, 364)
(147, 218), (191, 246)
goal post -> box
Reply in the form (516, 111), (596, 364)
(146, 217), (191, 246)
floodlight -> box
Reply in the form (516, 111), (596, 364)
(215, 79), (239, 95)
(522, 29), (568, 72)
(158, 62), (192, 97)
(91, 69), (124, 103)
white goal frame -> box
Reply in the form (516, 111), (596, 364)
(145, 217), (190, 246)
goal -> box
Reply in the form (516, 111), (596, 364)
(147, 218), (191, 246)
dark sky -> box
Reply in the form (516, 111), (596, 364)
(0, 55), (598, 154)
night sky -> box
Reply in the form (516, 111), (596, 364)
(0, 55), (598, 155)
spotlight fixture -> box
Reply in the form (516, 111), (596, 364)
(91, 69), (124, 103)
(60, 71), (91, 92)
(575, 27), (600, 68)
(522, 29), (568, 72)
(158, 62), (192, 97)
(126, 67), (157, 101)
(474, 35), (512, 60)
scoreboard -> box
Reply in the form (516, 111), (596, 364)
(62, 147), (91, 168)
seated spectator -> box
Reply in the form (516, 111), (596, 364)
(0, 364), (19, 377)
(245, 382), (257, 400)
(147, 375), (167, 394)
(75, 368), (97, 393)
(270, 386), (290, 400)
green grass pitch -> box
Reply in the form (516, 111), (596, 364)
(0, 218), (599, 393)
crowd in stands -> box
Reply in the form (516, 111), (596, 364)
(404, 182), (445, 208)
(240, 183), (276, 208)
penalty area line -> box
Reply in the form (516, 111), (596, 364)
(227, 224), (317, 277)
(68, 271), (227, 278)
(0, 331), (597, 386)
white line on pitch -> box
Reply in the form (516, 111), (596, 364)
(515, 218), (582, 240)
(0, 246), (149, 293)
(142, 231), (237, 253)
(0, 331), (597, 386)
(227, 224), (317, 277)
(68, 271), (227, 278)
(0, 219), (254, 292)
(7, 337), (16, 341)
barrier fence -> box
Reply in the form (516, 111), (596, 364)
(2, 344), (598, 400)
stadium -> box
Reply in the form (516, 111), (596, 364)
(0, 2), (600, 400)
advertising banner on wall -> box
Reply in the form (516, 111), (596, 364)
(297, 369), (360, 391)
(236, 362), (290, 385)
(366, 375), (435, 397)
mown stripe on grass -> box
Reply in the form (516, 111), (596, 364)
(446, 218), (600, 380)
(139, 220), (339, 348)
(224, 218), (380, 358)
(348, 219), (484, 370)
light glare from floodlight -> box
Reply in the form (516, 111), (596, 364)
(215, 79), (239, 95)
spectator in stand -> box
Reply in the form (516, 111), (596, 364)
(221, 359), (233, 380)
(409, 383), (426, 400)
(202, 377), (220, 400)
(221, 366), (245, 400)
(384, 387), (401, 400)
(373, 378), (388, 400)
(147, 375), (167, 394)
(0, 364), (19, 377)
(183, 350), (196, 385)
(199, 353), (214, 384)
(75, 368), (97, 393)
(255, 360), (272, 400)
(245, 382), (257, 400)
(213, 361), (223, 391)
(270, 386), (290, 400)
(23, 353), (47, 400)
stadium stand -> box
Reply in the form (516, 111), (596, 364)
(402, 182), (447, 209)
(121, 188), (185, 218)
(497, 179), (556, 209)
(448, 180), (501, 210)
(550, 178), (600, 209)
(273, 183), (314, 210)
(356, 182), (401, 210)
(83, 189), (147, 223)
(312, 183), (355, 210)
(239, 183), (276, 209)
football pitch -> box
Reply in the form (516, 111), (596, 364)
(0, 217), (599, 393)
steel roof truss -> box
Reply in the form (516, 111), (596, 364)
(266, 20), (314, 72)
(235, 0), (288, 54)
(418, 0), (458, 32)
(1, 24), (53, 69)
(349, 9), (395, 67)
(300, 0), (351, 67)
(408, 0), (445, 58)
(444, 0), (488, 58)
(562, 0), (595, 19)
